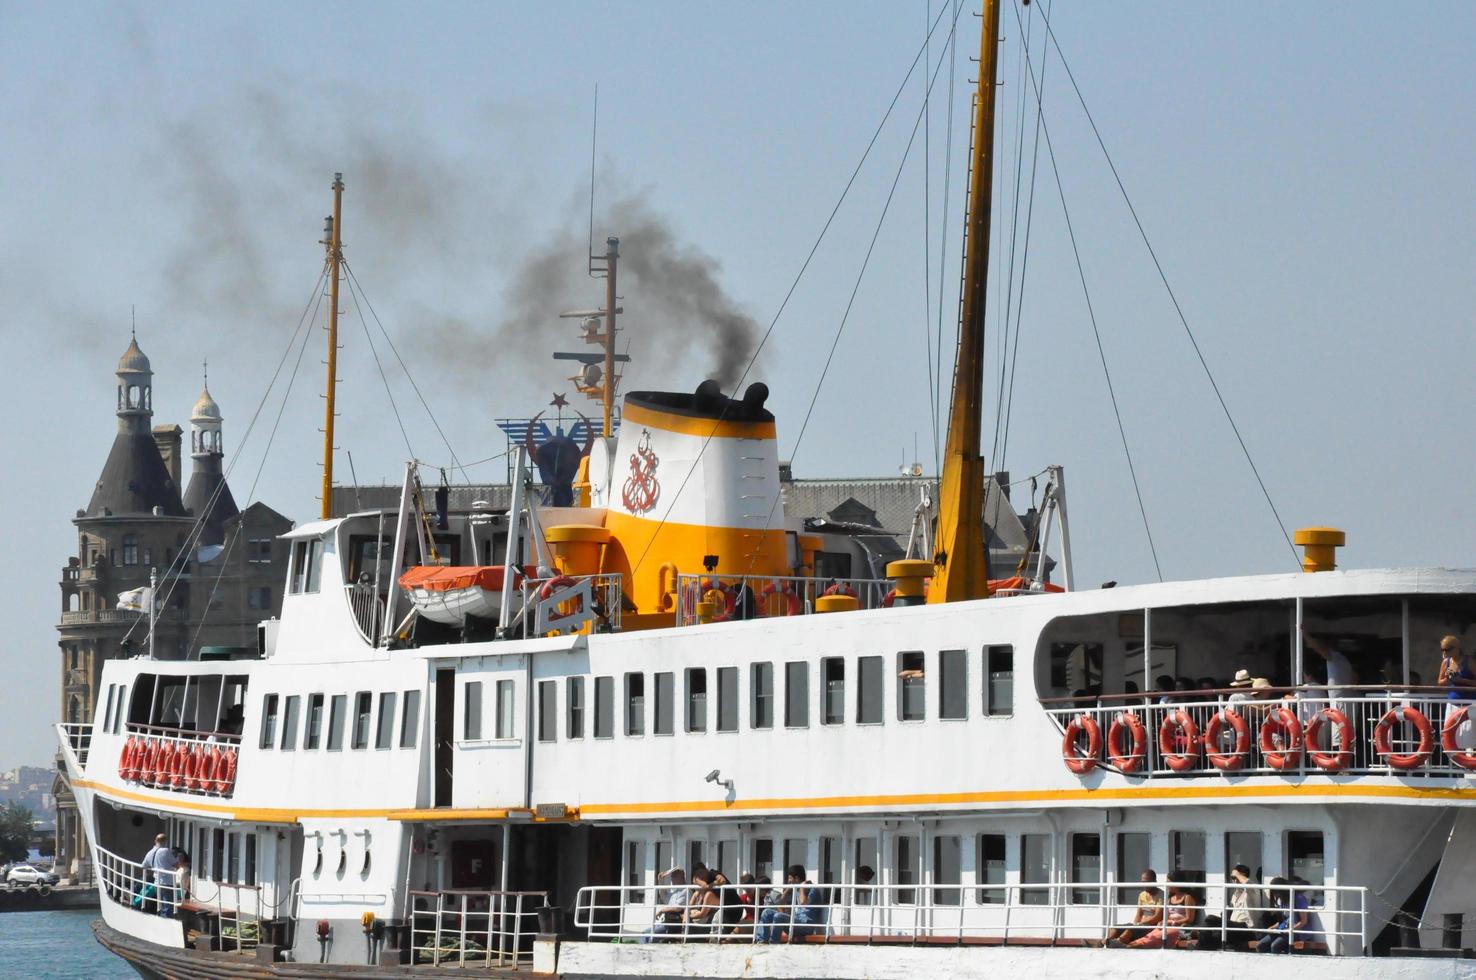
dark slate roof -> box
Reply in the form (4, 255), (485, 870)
(183, 468), (240, 546)
(85, 431), (187, 517)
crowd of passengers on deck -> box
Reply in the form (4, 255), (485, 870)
(640, 861), (873, 944)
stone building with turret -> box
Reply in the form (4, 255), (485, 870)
(53, 337), (293, 879)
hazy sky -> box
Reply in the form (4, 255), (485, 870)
(3, 2), (1474, 768)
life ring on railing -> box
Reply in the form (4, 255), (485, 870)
(135, 739), (155, 785)
(1158, 709), (1202, 772)
(1304, 707), (1354, 772)
(759, 583), (801, 617)
(118, 737), (136, 781)
(1107, 712), (1147, 773)
(202, 745), (224, 793)
(698, 579), (735, 622)
(881, 588), (897, 608)
(821, 582), (857, 600)
(168, 742), (188, 788)
(1374, 705), (1434, 770)
(147, 740), (169, 787)
(539, 575), (577, 601)
(1205, 708), (1252, 772)
(219, 747), (239, 794)
(1259, 706), (1304, 771)
(181, 744), (204, 790)
(1442, 706), (1476, 770)
(1061, 714), (1102, 775)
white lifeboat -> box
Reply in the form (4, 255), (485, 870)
(398, 565), (525, 626)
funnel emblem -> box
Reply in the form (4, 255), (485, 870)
(621, 429), (661, 514)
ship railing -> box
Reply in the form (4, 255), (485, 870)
(344, 582), (385, 644)
(573, 880), (1366, 954)
(674, 573), (895, 627)
(117, 723), (242, 798)
(408, 888), (546, 968)
(93, 842), (188, 917)
(57, 721), (92, 769)
(1043, 687), (1476, 778)
(516, 573), (624, 636)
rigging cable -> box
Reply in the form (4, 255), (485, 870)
(342, 267), (416, 461)
(627, 0), (966, 580)
(929, 0), (961, 480)
(1015, 1), (1163, 581)
(1039, 9), (1300, 566)
(342, 258), (471, 486)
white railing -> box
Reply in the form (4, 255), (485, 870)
(574, 880), (1365, 954)
(1046, 689), (1476, 779)
(408, 889), (546, 967)
(94, 842), (183, 916)
(118, 724), (242, 798)
(345, 583), (384, 644)
(58, 722), (93, 768)
(515, 573), (624, 636)
(674, 573), (895, 626)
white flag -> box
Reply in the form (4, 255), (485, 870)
(116, 587), (154, 612)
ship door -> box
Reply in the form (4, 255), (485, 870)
(434, 668), (455, 807)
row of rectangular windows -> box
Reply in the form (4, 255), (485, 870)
(529, 647), (1014, 743)
(257, 690), (421, 752)
(622, 828), (1326, 906)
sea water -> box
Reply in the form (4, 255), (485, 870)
(0, 910), (133, 979)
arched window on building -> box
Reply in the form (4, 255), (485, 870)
(67, 593), (79, 613)
(122, 535), (139, 566)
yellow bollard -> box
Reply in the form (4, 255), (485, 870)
(1293, 527), (1346, 572)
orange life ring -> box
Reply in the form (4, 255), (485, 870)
(149, 740), (171, 787)
(1374, 705), (1434, 770)
(1205, 708), (1252, 771)
(203, 745), (224, 793)
(1442, 706), (1476, 770)
(1158, 709), (1201, 772)
(759, 583), (801, 617)
(1259, 706), (1304, 771)
(136, 739), (156, 785)
(118, 737), (136, 782)
(168, 742), (187, 788)
(1107, 712), (1147, 773)
(698, 579), (735, 622)
(1061, 714), (1102, 775)
(1304, 707), (1354, 771)
(220, 747), (239, 794)
(539, 575), (577, 600)
(881, 588), (897, 607)
(182, 744), (204, 790)
(822, 583), (858, 600)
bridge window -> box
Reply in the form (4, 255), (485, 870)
(280, 695), (300, 750)
(784, 662), (808, 728)
(933, 835), (961, 906)
(259, 695), (279, 749)
(1021, 834), (1050, 905)
(352, 692), (372, 749)
(717, 666), (738, 732)
(986, 645), (1014, 716)
(567, 678), (585, 740)
(463, 682), (483, 740)
(289, 539), (323, 595)
(686, 668), (707, 733)
(976, 834), (1006, 904)
(594, 676), (613, 739)
(103, 685), (116, 733)
(1070, 834), (1102, 904)
(377, 691), (398, 749)
(654, 672), (674, 735)
(751, 663), (774, 729)
(625, 673), (645, 737)
(112, 685), (127, 733)
(897, 652), (925, 721)
(821, 658), (845, 725)
(495, 680), (515, 739)
(400, 690), (420, 749)
(939, 649), (967, 720)
(537, 683), (555, 743)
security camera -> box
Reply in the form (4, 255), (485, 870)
(704, 769), (721, 783)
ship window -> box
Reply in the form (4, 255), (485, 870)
(1287, 831), (1324, 886)
(897, 651), (925, 721)
(1071, 834), (1102, 905)
(654, 672), (674, 736)
(753, 839), (774, 881)
(654, 842), (671, 885)
(857, 655), (883, 724)
(400, 690), (420, 748)
(113, 685), (127, 733)
(624, 841), (645, 904)
(1117, 832), (1152, 904)
(594, 676), (614, 739)
(327, 694), (347, 750)
(854, 836), (878, 904)
(821, 658), (844, 725)
(305, 694), (325, 749)
(1171, 830), (1205, 879)
(495, 680), (515, 740)
(719, 840), (737, 883)
(212, 828), (226, 882)
(259, 694), (279, 750)
(688, 840), (705, 873)
(244, 833), (257, 887)
(625, 673), (645, 737)
(686, 668), (707, 733)
(464, 681), (483, 740)
(280, 695), (299, 751)
(933, 835), (961, 906)
(751, 662), (774, 730)
(717, 666), (738, 732)
(977, 834), (1006, 904)
(567, 677), (585, 739)
(103, 685), (116, 733)
(1048, 642), (1102, 700)
(352, 692), (372, 749)
(784, 662), (809, 728)
(939, 649), (967, 719)
(376, 691), (397, 749)
(1226, 831), (1262, 886)
(820, 836), (840, 891)
(225, 832), (238, 884)
(986, 645), (1014, 716)
(537, 682), (556, 743)
(1021, 834), (1051, 905)
(895, 835), (919, 904)
(290, 538), (323, 595)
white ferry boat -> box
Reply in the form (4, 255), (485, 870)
(56, 3), (1476, 978)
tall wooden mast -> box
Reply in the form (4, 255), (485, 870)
(320, 173), (344, 520)
(929, 0), (1001, 604)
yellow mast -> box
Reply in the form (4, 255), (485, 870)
(929, 0), (1001, 604)
(603, 237), (619, 438)
(320, 173), (344, 520)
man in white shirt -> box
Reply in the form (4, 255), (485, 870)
(141, 834), (177, 917)
(1303, 628), (1355, 701)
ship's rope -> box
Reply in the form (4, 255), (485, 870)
(1013, 0), (1163, 582)
(627, 0), (966, 581)
(1039, 7), (1299, 567)
(927, 0), (961, 482)
(117, 270), (327, 652)
(342, 264), (416, 462)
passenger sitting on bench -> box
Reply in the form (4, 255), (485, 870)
(1128, 883), (1199, 949)
(1256, 878), (1309, 954)
(1100, 870), (1162, 947)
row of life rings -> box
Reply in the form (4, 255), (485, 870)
(1062, 704), (1476, 775)
(118, 736), (238, 795)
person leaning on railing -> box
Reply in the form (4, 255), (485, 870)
(1439, 637), (1476, 750)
